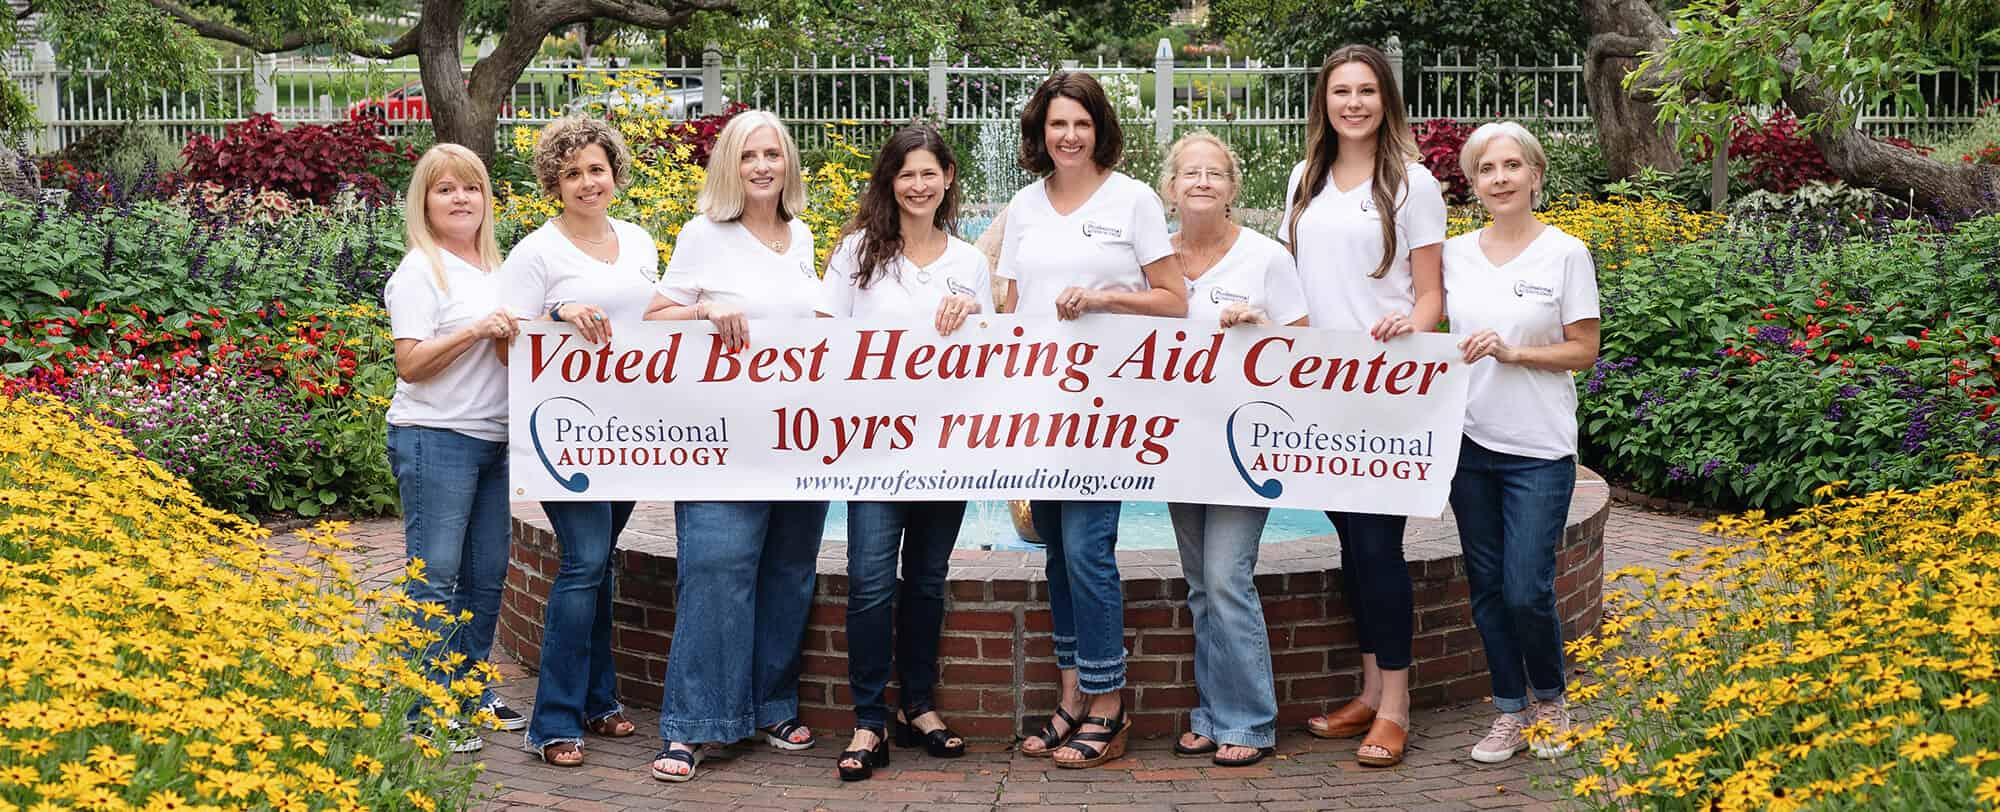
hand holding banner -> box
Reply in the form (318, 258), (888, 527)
(509, 315), (1469, 516)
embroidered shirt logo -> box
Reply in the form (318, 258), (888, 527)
(799, 260), (817, 279)
(1208, 287), (1250, 305)
(1080, 221), (1125, 240)
(1513, 280), (1556, 298)
(947, 278), (977, 298)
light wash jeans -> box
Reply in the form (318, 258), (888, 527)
(658, 500), (829, 744)
(1168, 502), (1277, 748)
(386, 425), (510, 717)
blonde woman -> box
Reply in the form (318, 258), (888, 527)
(1445, 122), (1599, 764)
(498, 116), (660, 767)
(1157, 132), (1307, 768)
(643, 111), (828, 783)
(1279, 44), (1448, 769)
(383, 143), (516, 753)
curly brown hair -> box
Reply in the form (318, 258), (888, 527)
(532, 115), (634, 198)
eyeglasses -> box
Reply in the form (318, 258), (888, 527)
(1176, 168), (1231, 184)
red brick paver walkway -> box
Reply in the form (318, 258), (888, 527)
(282, 503), (1716, 811)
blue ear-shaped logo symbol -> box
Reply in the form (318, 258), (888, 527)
(1226, 401), (1289, 499)
(530, 397), (592, 493)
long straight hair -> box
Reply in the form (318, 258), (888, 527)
(1286, 44), (1419, 279)
(403, 143), (504, 291)
(841, 125), (961, 289)
(698, 110), (807, 222)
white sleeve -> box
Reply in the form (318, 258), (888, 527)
(816, 236), (860, 316)
(495, 235), (551, 318)
(972, 260), (998, 314)
(1401, 165), (1448, 250)
(655, 218), (708, 305)
(1261, 246), (1310, 326)
(994, 196), (1024, 282)
(1127, 182), (1174, 267)
(384, 255), (440, 341)
(1275, 161), (1305, 246)
(1560, 239), (1602, 325)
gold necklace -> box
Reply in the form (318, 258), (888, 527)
(559, 217), (613, 246)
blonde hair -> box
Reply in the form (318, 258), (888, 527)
(1156, 129), (1243, 218)
(403, 143), (504, 291)
(1459, 121), (1549, 208)
(532, 115), (633, 198)
(698, 111), (807, 222)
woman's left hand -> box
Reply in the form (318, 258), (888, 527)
(1458, 329), (1516, 364)
(1054, 286), (1099, 321)
(1369, 311), (1417, 341)
(1218, 302), (1270, 329)
(934, 294), (979, 336)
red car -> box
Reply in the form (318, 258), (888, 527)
(348, 81), (517, 122)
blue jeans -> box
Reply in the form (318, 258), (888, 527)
(386, 425), (511, 716)
(1450, 437), (1575, 714)
(1323, 510), (1412, 670)
(1168, 503), (1277, 748)
(845, 501), (964, 732)
(659, 500), (829, 744)
(525, 499), (634, 750)
(1030, 500), (1126, 694)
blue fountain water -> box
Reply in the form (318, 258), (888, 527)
(821, 500), (1335, 551)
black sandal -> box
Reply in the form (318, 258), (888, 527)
(650, 744), (703, 783)
(1213, 745), (1276, 767)
(837, 729), (891, 782)
(760, 719), (815, 751)
(1020, 705), (1079, 757)
(1173, 733), (1219, 757)
(1054, 706), (1128, 769)
(895, 710), (966, 758)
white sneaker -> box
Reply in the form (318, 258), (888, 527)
(413, 718), (485, 753)
(1531, 699), (1572, 759)
(1470, 712), (1528, 763)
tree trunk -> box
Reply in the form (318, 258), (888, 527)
(1580, 0), (1682, 180)
(1780, 70), (2000, 214)
(423, 0), (550, 166)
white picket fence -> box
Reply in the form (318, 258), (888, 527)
(12, 37), (1999, 153)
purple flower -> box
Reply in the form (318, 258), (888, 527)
(1667, 465), (1690, 482)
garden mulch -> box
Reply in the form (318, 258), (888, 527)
(285, 502), (1717, 811)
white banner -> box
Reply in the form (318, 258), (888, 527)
(508, 316), (1470, 516)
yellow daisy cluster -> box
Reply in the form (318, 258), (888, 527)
(497, 72), (869, 276)
(0, 395), (482, 811)
(1558, 458), (2000, 810)
(1449, 195), (1723, 273)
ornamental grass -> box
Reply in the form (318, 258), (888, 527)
(0, 394), (482, 810)
(1556, 457), (2000, 810)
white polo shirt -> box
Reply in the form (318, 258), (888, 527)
(1443, 226), (1601, 460)
(816, 231), (997, 318)
(1179, 228), (1309, 326)
(995, 172), (1174, 315)
(656, 215), (821, 319)
(1277, 161), (1447, 331)
(497, 217), (661, 325)
(384, 249), (508, 442)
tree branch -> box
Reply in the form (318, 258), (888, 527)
(139, 0), (419, 58)
(14, 1), (37, 22)
(578, 0), (734, 28)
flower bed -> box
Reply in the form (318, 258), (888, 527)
(1581, 214), (2000, 510)
(1557, 459), (2000, 809)
(0, 394), (481, 810)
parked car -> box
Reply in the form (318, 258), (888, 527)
(348, 81), (520, 122)
(565, 76), (705, 119)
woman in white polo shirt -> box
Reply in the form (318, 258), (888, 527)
(999, 71), (1187, 771)
(1158, 131), (1307, 769)
(814, 124), (990, 782)
(383, 143), (517, 755)
(643, 110), (827, 783)
(1278, 44), (1446, 769)
(1444, 121), (1600, 765)
(499, 116), (660, 767)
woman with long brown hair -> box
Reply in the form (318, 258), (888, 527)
(1278, 44), (1447, 769)
(815, 124), (990, 781)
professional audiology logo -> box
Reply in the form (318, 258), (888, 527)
(1224, 401), (1440, 498)
(1513, 279), (1556, 298)
(1209, 287), (1249, 305)
(531, 396), (595, 493)
(1080, 221), (1125, 240)
(948, 278), (977, 298)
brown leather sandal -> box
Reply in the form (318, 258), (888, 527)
(538, 741), (584, 767)
(1306, 699), (1376, 739)
(1355, 717), (1408, 768)
(585, 712), (636, 738)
